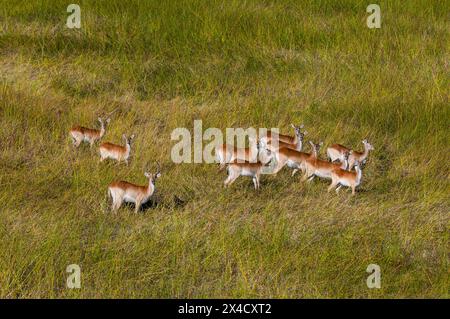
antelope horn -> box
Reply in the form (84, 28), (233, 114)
(102, 107), (120, 118)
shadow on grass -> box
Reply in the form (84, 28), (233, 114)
(120, 194), (187, 213)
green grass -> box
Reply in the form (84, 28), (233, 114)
(0, 0), (448, 298)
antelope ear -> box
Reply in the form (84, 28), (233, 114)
(155, 172), (161, 178)
(122, 134), (126, 140)
(290, 123), (295, 128)
(144, 172), (151, 178)
(319, 142), (323, 146)
(303, 131), (308, 135)
(106, 118), (111, 123)
(362, 139), (367, 143)
(299, 124), (304, 129)
(130, 134), (135, 139)
(98, 117), (102, 122)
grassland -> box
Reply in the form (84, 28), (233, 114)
(0, 0), (448, 298)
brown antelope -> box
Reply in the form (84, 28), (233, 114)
(70, 117), (111, 148)
(224, 143), (273, 190)
(99, 134), (135, 165)
(108, 163), (161, 213)
(328, 158), (362, 195)
(302, 149), (349, 182)
(260, 124), (306, 151)
(327, 139), (374, 169)
(264, 129), (308, 152)
(215, 136), (258, 170)
(269, 140), (322, 176)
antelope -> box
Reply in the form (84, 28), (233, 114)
(264, 128), (308, 152)
(70, 117), (111, 148)
(302, 149), (350, 182)
(269, 140), (322, 176)
(328, 158), (363, 195)
(260, 124), (306, 151)
(215, 136), (258, 170)
(327, 139), (374, 169)
(108, 163), (161, 213)
(99, 134), (135, 165)
(224, 143), (273, 190)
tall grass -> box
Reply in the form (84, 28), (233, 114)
(0, 0), (448, 297)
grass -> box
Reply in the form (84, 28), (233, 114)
(0, 0), (448, 298)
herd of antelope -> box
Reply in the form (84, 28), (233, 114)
(215, 123), (374, 194)
(69, 118), (374, 213)
(70, 117), (161, 213)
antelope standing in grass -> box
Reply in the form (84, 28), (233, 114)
(99, 134), (135, 165)
(108, 163), (161, 213)
(260, 124), (306, 151)
(70, 117), (111, 148)
(215, 136), (258, 170)
(327, 139), (374, 169)
(224, 143), (273, 190)
(264, 128), (308, 152)
(269, 140), (322, 176)
(328, 158), (363, 195)
(302, 149), (349, 182)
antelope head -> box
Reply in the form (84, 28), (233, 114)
(123, 134), (135, 146)
(362, 139), (374, 151)
(257, 141), (273, 165)
(144, 162), (162, 184)
(309, 140), (323, 157)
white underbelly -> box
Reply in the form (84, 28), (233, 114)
(124, 195), (151, 204)
(339, 179), (351, 187)
(286, 159), (299, 169)
(123, 195), (136, 203)
(315, 170), (331, 179)
(240, 169), (255, 177)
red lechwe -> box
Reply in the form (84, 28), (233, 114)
(303, 149), (350, 182)
(108, 163), (161, 213)
(99, 134), (135, 165)
(224, 144), (274, 190)
(269, 140), (322, 176)
(328, 158), (363, 195)
(69, 117), (111, 148)
(215, 136), (259, 170)
(260, 124), (306, 151)
(327, 139), (374, 169)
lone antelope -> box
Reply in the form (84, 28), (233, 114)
(215, 136), (258, 170)
(108, 163), (161, 213)
(269, 140), (321, 176)
(260, 124), (306, 151)
(302, 148), (349, 182)
(328, 158), (362, 195)
(99, 134), (135, 165)
(224, 143), (273, 190)
(327, 139), (374, 169)
(70, 117), (110, 148)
